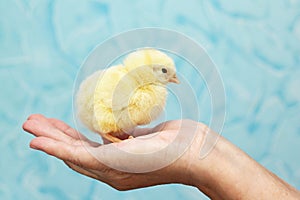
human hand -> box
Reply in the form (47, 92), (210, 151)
(23, 114), (207, 190)
(23, 114), (300, 199)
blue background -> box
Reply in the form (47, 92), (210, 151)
(1, 0), (300, 199)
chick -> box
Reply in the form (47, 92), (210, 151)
(76, 49), (180, 143)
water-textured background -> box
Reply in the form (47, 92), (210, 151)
(1, 0), (300, 199)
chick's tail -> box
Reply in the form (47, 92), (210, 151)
(76, 70), (103, 132)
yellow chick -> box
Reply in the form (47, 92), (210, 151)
(76, 49), (180, 143)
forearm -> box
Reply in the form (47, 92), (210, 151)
(189, 133), (300, 200)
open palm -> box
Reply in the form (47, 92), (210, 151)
(23, 114), (205, 190)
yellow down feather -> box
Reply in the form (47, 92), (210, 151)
(76, 49), (179, 142)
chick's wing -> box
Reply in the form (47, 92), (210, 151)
(94, 65), (138, 111)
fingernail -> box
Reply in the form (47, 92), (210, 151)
(29, 143), (38, 150)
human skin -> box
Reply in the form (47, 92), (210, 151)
(23, 114), (300, 200)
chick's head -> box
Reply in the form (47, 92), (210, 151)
(123, 49), (180, 85)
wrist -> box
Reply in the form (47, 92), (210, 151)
(171, 122), (217, 187)
(187, 129), (300, 200)
(183, 125), (240, 199)
(188, 127), (226, 190)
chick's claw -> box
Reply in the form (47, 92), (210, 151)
(102, 133), (123, 143)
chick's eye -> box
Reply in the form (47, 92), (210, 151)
(161, 68), (167, 73)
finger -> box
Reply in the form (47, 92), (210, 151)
(24, 117), (99, 147)
(48, 118), (85, 140)
(27, 113), (47, 121)
(23, 118), (78, 144)
(26, 114), (85, 141)
(30, 136), (99, 169)
(47, 118), (100, 147)
(64, 161), (100, 180)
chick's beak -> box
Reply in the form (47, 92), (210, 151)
(169, 74), (180, 84)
